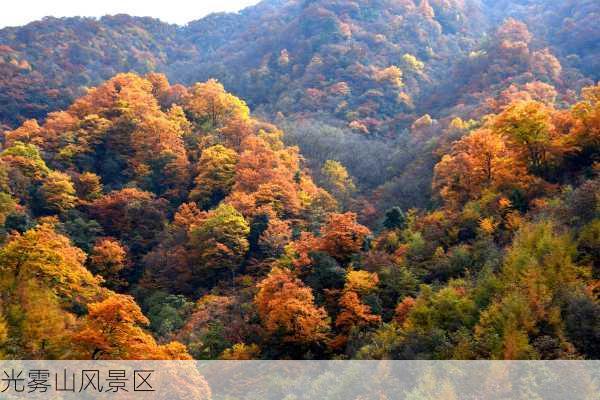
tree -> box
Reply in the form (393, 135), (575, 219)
(142, 291), (194, 338)
(395, 296), (416, 324)
(75, 172), (103, 202)
(60, 211), (103, 253)
(474, 292), (538, 359)
(577, 220), (600, 277)
(38, 171), (77, 214)
(563, 292), (600, 359)
(345, 270), (379, 294)
(29, 73), (191, 199)
(89, 188), (168, 253)
(402, 54), (424, 72)
(475, 222), (586, 359)
(189, 145), (239, 208)
(333, 270), (381, 349)
(146, 72), (172, 107)
(494, 100), (562, 175)
(320, 160), (356, 206)
(304, 251), (346, 293)
(3, 211), (35, 234)
(140, 202), (206, 295)
(0, 192), (16, 226)
(131, 112), (190, 200)
(0, 312), (7, 359)
(0, 142), (49, 203)
(383, 207), (406, 230)
(88, 238), (129, 288)
(571, 83), (600, 162)
(187, 79), (250, 129)
(257, 217), (293, 258)
(335, 291), (381, 333)
(72, 294), (191, 360)
(189, 204), (250, 274)
(175, 294), (241, 359)
(0, 223), (103, 358)
(433, 128), (528, 206)
(220, 343), (260, 360)
(255, 267), (330, 345)
(319, 213), (371, 263)
(374, 65), (404, 89)
(0, 142), (49, 180)
(253, 181), (302, 218)
(3, 119), (42, 147)
(397, 283), (478, 358)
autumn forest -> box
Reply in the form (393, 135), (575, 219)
(0, 0), (599, 361)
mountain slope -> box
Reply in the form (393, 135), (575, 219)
(0, 0), (598, 213)
(1, 0), (597, 132)
(0, 0), (487, 130)
(1, 1), (599, 362)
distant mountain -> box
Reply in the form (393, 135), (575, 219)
(0, 0), (597, 132)
(482, 0), (600, 80)
(0, 15), (190, 127)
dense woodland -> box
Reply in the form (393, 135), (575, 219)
(0, 0), (599, 360)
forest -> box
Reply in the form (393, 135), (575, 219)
(0, 0), (599, 361)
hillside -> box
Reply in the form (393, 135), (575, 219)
(3, 0), (597, 211)
(0, 0), (475, 128)
(3, 0), (597, 131)
(0, 0), (599, 361)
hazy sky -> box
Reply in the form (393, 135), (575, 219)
(0, 0), (261, 28)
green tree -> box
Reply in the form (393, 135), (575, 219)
(475, 221), (588, 359)
(0, 142), (49, 203)
(383, 207), (406, 230)
(189, 204), (250, 275)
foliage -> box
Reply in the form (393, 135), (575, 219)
(38, 171), (77, 214)
(189, 144), (239, 208)
(255, 267), (330, 346)
(189, 203), (250, 274)
(0, 223), (103, 358)
(72, 294), (191, 360)
(0, 2), (598, 361)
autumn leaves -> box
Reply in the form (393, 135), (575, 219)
(0, 72), (372, 359)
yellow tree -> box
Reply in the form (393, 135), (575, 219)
(3, 119), (42, 147)
(571, 83), (600, 151)
(493, 100), (564, 175)
(187, 79), (250, 129)
(26, 73), (190, 199)
(189, 144), (239, 208)
(38, 171), (77, 214)
(75, 172), (103, 202)
(320, 160), (356, 206)
(0, 223), (104, 358)
(130, 112), (190, 199)
(374, 65), (404, 89)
